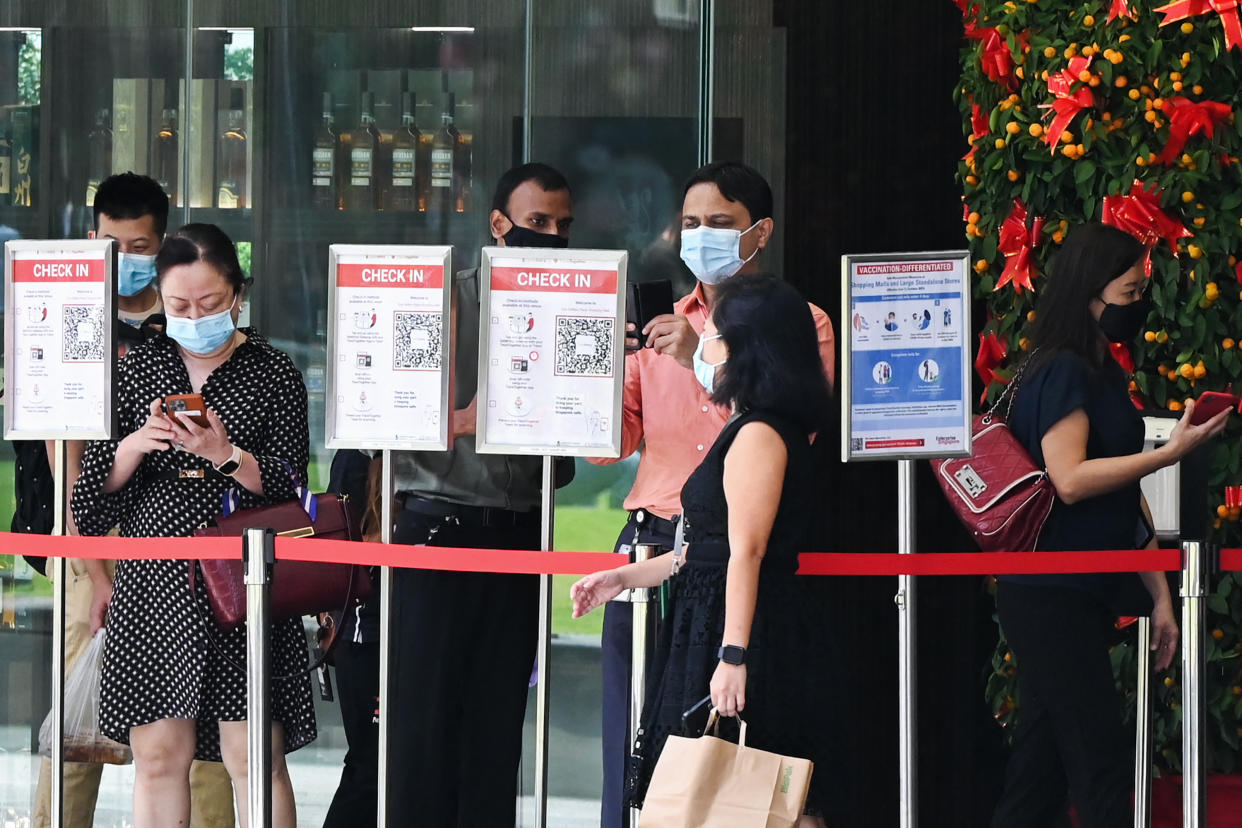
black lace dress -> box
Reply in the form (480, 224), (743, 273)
(631, 409), (838, 816)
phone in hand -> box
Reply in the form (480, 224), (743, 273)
(625, 279), (675, 350)
(1189, 390), (1239, 426)
(162, 393), (209, 428)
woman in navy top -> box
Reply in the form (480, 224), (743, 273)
(991, 223), (1227, 828)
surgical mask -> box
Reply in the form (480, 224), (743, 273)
(692, 334), (726, 395)
(679, 220), (761, 285)
(165, 298), (239, 355)
(117, 252), (157, 297)
(1097, 298), (1151, 343)
(501, 217), (569, 249)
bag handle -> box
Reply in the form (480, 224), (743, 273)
(983, 347), (1039, 424)
(704, 707), (748, 748)
(219, 458), (316, 522)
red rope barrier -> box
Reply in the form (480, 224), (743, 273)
(0, 532), (1186, 576)
(1220, 548), (1242, 571)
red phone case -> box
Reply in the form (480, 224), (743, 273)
(1190, 391), (1237, 426)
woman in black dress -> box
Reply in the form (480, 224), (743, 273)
(571, 275), (835, 824)
(991, 223), (1227, 827)
(72, 224), (315, 828)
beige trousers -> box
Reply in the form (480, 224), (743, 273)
(32, 559), (236, 828)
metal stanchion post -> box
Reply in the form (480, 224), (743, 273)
(1134, 617), (1153, 828)
(629, 543), (658, 828)
(377, 450), (393, 827)
(534, 456), (556, 828)
(50, 440), (67, 828)
(243, 527), (275, 828)
(896, 459), (918, 828)
(1181, 540), (1207, 828)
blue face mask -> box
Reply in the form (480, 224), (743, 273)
(117, 252), (157, 297)
(679, 220), (761, 285)
(165, 298), (239, 355)
(692, 333), (726, 395)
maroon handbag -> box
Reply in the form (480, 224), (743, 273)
(192, 492), (373, 631)
(932, 364), (1056, 553)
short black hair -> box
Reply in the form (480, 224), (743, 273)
(1026, 222), (1146, 374)
(490, 162), (572, 216)
(682, 161), (773, 223)
(93, 172), (170, 238)
(156, 223), (247, 295)
(710, 274), (831, 433)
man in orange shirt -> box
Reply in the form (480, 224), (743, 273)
(589, 161), (835, 827)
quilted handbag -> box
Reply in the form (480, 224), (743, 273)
(932, 363), (1056, 553)
(192, 488), (373, 631)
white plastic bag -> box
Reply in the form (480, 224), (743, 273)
(38, 630), (132, 764)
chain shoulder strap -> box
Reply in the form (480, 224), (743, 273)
(983, 348), (1040, 424)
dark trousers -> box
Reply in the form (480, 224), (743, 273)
(601, 515), (675, 828)
(323, 640), (380, 828)
(386, 508), (541, 828)
(992, 581), (1131, 828)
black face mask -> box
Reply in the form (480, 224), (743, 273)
(1097, 298), (1152, 343)
(501, 219), (569, 249)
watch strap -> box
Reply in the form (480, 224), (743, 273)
(214, 444), (243, 477)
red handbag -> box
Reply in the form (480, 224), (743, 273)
(932, 366), (1056, 553)
(192, 490), (373, 631)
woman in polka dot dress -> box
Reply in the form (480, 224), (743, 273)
(72, 223), (315, 827)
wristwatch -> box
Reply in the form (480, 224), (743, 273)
(717, 645), (747, 666)
(214, 444), (243, 477)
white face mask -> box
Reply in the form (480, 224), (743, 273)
(679, 220), (762, 285)
(692, 333), (726, 394)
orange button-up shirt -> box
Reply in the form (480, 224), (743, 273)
(588, 283), (836, 518)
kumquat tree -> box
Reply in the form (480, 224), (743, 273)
(957, 0), (1242, 773)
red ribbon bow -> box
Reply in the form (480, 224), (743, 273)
(1157, 96), (1233, 165)
(965, 24), (1018, 89)
(1041, 56), (1095, 152)
(1101, 180), (1193, 275)
(1155, 0), (1242, 51)
(964, 100), (989, 162)
(995, 200), (1044, 294)
(975, 332), (1009, 404)
(1108, 0), (1134, 21)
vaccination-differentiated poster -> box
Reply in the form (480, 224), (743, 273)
(842, 251), (971, 461)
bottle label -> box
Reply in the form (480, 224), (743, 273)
(431, 149), (453, 188)
(392, 148), (415, 186)
(313, 147), (334, 186)
(351, 148), (373, 186)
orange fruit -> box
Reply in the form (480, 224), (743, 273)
(1194, 85), (1203, 95)
(1173, 81), (1184, 92)
(1128, 88), (1141, 100)
(1181, 363), (1195, 378)
(1182, 21), (1194, 34)
(1061, 130), (1074, 144)
(1188, 243), (1203, 258)
(1183, 190), (1195, 202)
(1052, 230), (1065, 244)
(1220, 505), (1231, 518)
(1027, 310), (1037, 322)
(1136, 155), (1147, 166)
(1157, 331), (1169, 343)
(1007, 169), (1020, 181)
(1115, 75), (1127, 87)
(1083, 14), (1095, 26)
(1169, 399), (1184, 412)
(1078, 69), (1092, 82)
(1170, 71), (1182, 82)
(1006, 121), (1021, 135)
(1044, 46), (1057, 58)
(1215, 629), (1226, 640)
(995, 138), (1007, 149)
(1145, 331), (1158, 342)
(1029, 123), (1044, 138)
(968, 211), (981, 225)
(1225, 338), (1236, 350)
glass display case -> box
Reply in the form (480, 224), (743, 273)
(0, 1), (787, 823)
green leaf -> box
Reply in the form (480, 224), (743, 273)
(1074, 160), (1097, 184)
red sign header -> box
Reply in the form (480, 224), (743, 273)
(12, 259), (105, 283)
(337, 263), (444, 289)
(490, 266), (618, 295)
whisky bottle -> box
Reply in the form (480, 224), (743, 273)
(388, 92), (420, 211)
(311, 91), (337, 209)
(431, 92), (460, 210)
(216, 88), (247, 209)
(345, 91), (380, 211)
(153, 109), (179, 206)
(86, 109), (112, 206)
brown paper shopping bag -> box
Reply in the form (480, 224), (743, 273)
(638, 709), (813, 828)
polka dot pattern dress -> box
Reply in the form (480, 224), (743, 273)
(72, 328), (317, 761)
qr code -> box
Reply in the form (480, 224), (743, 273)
(555, 316), (614, 377)
(393, 311), (442, 370)
(850, 438), (865, 452)
(62, 305), (105, 362)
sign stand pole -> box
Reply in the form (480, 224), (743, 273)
(243, 527), (274, 828)
(896, 459), (918, 828)
(376, 450), (393, 827)
(50, 440), (67, 828)
(1134, 617), (1154, 828)
(533, 456), (555, 828)
(1181, 539), (1207, 827)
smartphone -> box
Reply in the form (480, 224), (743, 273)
(625, 279), (675, 349)
(1190, 390), (1238, 426)
(162, 393), (209, 428)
